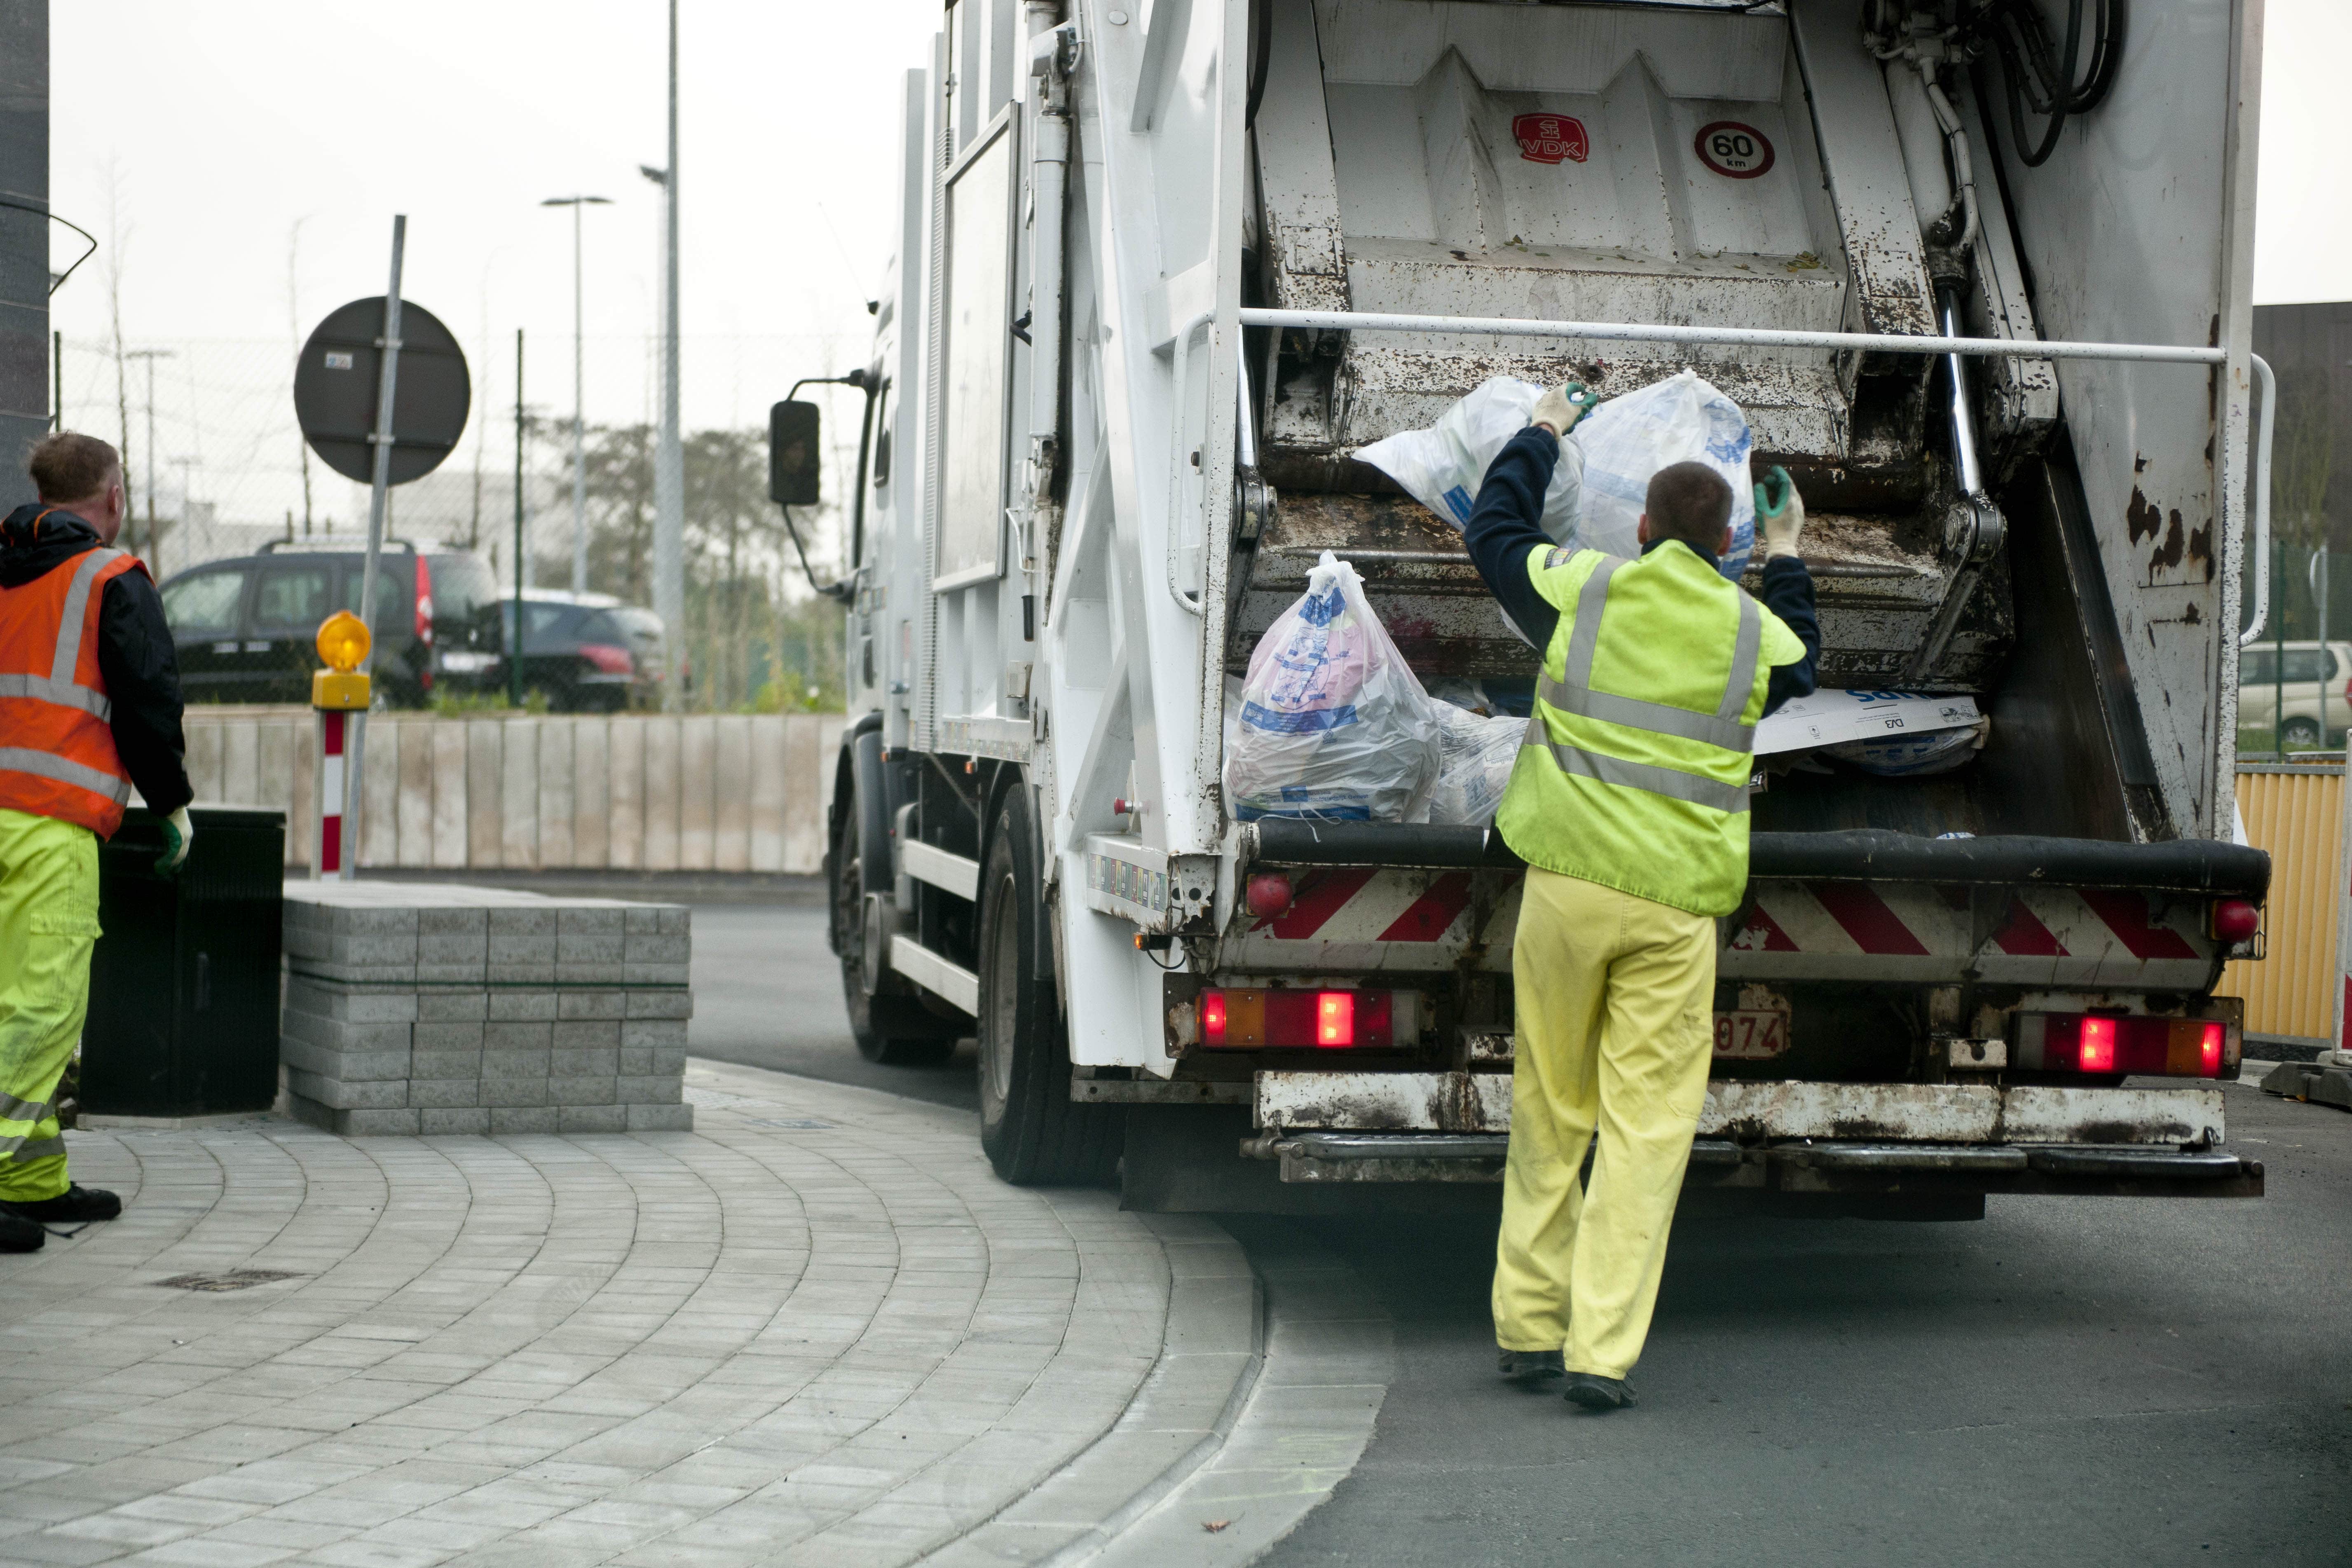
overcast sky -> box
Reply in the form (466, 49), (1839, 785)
(44, 0), (2352, 437)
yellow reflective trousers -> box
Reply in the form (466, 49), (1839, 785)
(0, 806), (98, 1203)
(1493, 866), (1716, 1379)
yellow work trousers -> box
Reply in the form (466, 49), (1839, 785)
(1493, 866), (1717, 1378)
(0, 807), (98, 1203)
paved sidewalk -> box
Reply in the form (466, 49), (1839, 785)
(0, 1061), (1253, 1568)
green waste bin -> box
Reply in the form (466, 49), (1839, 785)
(81, 805), (286, 1118)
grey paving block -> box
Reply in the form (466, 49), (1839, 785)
(407, 1080), (482, 1110)
(283, 978), (418, 1024)
(625, 1103), (694, 1132)
(620, 963), (691, 986)
(558, 991), (629, 1021)
(485, 1019), (555, 1049)
(410, 1050), (484, 1080)
(615, 1075), (684, 1105)
(620, 1019), (687, 1050)
(490, 1106), (560, 1135)
(487, 907), (559, 958)
(281, 1009), (415, 1058)
(617, 1048), (653, 1075)
(416, 990), (491, 1021)
(285, 1069), (411, 1111)
(285, 1096), (422, 1136)
(548, 1077), (619, 1107)
(623, 990), (693, 1020)
(479, 1076), (550, 1109)
(651, 1049), (688, 1076)
(623, 931), (690, 965)
(487, 991), (559, 1022)
(483, 1052), (552, 1082)
(412, 1020), (485, 1051)
(553, 1020), (621, 1051)
(550, 1048), (619, 1078)
(420, 1107), (493, 1135)
(558, 1105), (629, 1134)
(279, 1039), (413, 1085)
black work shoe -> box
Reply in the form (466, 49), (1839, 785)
(0, 1211), (41, 1252)
(1498, 1350), (1565, 1388)
(1564, 1373), (1637, 1412)
(1, 1185), (122, 1224)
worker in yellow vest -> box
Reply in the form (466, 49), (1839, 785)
(1462, 386), (1819, 1411)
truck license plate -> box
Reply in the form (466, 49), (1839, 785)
(1713, 990), (1792, 1060)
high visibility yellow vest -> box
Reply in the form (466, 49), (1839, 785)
(1495, 540), (1804, 917)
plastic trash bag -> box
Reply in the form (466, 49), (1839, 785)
(1819, 717), (1989, 776)
(1423, 702), (1526, 827)
(1355, 377), (1585, 540)
(1571, 368), (1755, 575)
(1226, 552), (1442, 823)
(1356, 369), (1756, 579)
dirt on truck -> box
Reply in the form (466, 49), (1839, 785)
(777, 0), (2275, 1215)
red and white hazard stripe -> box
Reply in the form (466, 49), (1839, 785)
(315, 710), (350, 880)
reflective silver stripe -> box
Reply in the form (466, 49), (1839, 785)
(1559, 556), (1622, 686)
(49, 547), (124, 686)
(4, 1135), (63, 1163)
(1522, 717), (1752, 813)
(0, 673), (110, 720)
(1538, 673), (1754, 750)
(0, 747), (132, 804)
(0, 1091), (53, 1125)
(1715, 593), (1762, 722)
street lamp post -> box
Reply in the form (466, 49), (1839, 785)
(122, 348), (172, 570)
(650, 0), (684, 711)
(541, 195), (611, 596)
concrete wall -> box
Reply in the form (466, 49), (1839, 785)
(183, 710), (846, 874)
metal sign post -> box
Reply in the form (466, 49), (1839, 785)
(343, 215), (408, 864)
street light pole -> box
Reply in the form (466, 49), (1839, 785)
(123, 348), (172, 569)
(653, 0), (684, 711)
(541, 195), (611, 596)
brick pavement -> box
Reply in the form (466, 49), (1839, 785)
(0, 1060), (1255, 1568)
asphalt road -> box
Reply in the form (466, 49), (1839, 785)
(1250, 1078), (2352, 1567)
(687, 902), (982, 1111)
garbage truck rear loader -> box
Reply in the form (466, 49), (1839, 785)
(795, 0), (2274, 1211)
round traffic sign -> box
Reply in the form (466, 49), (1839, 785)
(293, 297), (471, 485)
(1694, 121), (1775, 180)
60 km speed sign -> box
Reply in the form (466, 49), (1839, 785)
(1694, 120), (1775, 180)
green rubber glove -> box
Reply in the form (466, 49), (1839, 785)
(1754, 465), (1806, 560)
(156, 806), (194, 877)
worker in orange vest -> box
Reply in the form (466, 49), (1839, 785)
(0, 432), (193, 1252)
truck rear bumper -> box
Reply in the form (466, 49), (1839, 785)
(1254, 1071), (2226, 1146)
(1253, 1132), (2263, 1199)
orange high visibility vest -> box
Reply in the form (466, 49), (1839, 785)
(0, 534), (141, 837)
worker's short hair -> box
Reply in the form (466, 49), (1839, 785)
(1643, 461), (1734, 553)
(28, 431), (123, 504)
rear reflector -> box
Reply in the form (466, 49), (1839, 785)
(2014, 1013), (2228, 1077)
(1198, 988), (1418, 1050)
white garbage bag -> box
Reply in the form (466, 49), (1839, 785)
(1226, 552), (1443, 823)
(1571, 368), (1755, 575)
(1355, 377), (1585, 540)
(1423, 703), (1526, 827)
(1354, 368), (1756, 579)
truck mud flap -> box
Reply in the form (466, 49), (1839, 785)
(1256, 1131), (2262, 1199)
(1244, 821), (2269, 898)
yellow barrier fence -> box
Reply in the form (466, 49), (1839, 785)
(2216, 763), (2342, 1043)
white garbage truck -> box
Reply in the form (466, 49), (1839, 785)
(784, 0), (2275, 1213)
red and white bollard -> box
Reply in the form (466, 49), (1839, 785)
(311, 610), (373, 881)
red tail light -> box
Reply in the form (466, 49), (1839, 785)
(2211, 899), (2261, 943)
(1196, 988), (1419, 1050)
(579, 642), (634, 675)
(413, 555), (434, 645)
(2014, 1013), (2230, 1077)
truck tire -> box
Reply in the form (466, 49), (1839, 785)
(977, 786), (1122, 1184)
(828, 780), (958, 1067)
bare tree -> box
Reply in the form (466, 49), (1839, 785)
(2273, 365), (2336, 554)
(288, 216), (315, 536)
(101, 159), (133, 556)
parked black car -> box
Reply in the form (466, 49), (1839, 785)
(156, 541), (502, 706)
(500, 591), (666, 713)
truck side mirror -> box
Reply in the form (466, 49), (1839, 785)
(769, 400), (821, 506)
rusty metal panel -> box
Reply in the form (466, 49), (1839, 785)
(1256, 1069), (1510, 1131)
(1701, 1081), (1999, 1142)
(2000, 1086), (2224, 1148)
(2215, 764), (2340, 1041)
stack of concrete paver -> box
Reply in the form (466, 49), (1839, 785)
(280, 880), (693, 1135)
(2260, 1052), (2352, 1111)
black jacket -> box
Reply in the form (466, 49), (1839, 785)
(0, 503), (194, 815)
(1461, 425), (1821, 716)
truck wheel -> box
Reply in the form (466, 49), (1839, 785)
(828, 785), (958, 1067)
(977, 787), (1122, 1184)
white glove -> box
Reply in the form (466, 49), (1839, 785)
(1530, 382), (1595, 438)
(1755, 466), (1806, 560)
(157, 806), (194, 876)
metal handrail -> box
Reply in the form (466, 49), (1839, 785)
(1234, 307), (2276, 648)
